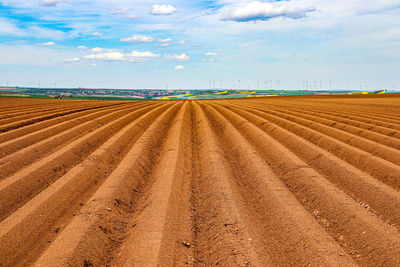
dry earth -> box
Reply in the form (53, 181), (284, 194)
(1, 95), (400, 266)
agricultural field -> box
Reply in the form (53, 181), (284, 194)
(1, 94), (400, 266)
(0, 86), (392, 101)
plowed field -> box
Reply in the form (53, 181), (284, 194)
(1, 95), (400, 266)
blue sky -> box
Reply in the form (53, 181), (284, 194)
(0, 0), (400, 90)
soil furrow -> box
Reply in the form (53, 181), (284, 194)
(0, 100), (91, 114)
(200, 102), (358, 266)
(229, 104), (400, 190)
(283, 103), (400, 133)
(0, 103), (157, 179)
(112, 102), (194, 266)
(0, 103), (106, 125)
(0, 102), (136, 145)
(33, 102), (182, 267)
(223, 104), (400, 232)
(0, 95), (400, 266)
(190, 101), (264, 266)
(0, 105), (81, 119)
(208, 102), (400, 266)
(264, 102), (400, 126)
(0, 102), (178, 267)
(0, 102), (165, 222)
(241, 102), (400, 139)
(237, 103), (400, 162)
(279, 106), (400, 140)
(0, 103), (106, 123)
(300, 103), (400, 121)
(0, 102), (148, 159)
(0, 103), (122, 133)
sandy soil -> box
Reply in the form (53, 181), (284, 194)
(1, 94), (400, 266)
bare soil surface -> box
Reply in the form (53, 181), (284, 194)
(1, 94), (400, 266)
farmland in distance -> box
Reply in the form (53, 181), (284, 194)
(1, 94), (400, 266)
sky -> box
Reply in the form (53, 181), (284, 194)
(0, 0), (400, 90)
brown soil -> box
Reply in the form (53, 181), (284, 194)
(1, 94), (400, 266)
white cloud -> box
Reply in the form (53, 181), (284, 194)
(0, 0), (399, 90)
(90, 47), (114, 53)
(41, 0), (67, 7)
(127, 14), (139, 20)
(0, 44), (80, 66)
(151, 4), (177, 15)
(84, 52), (125, 61)
(120, 35), (154, 43)
(160, 43), (170, 47)
(177, 41), (186, 45)
(84, 50), (160, 62)
(135, 23), (174, 31)
(220, 1), (316, 22)
(158, 38), (172, 43)
(62, 57), (80, 63)
(40, 41), (56, 46)
(77, 45), (88, 50)
(110, 7), (131, 15)
(165, 53), (190, 61)
(29, 25), (65, 40)
(91, 32), (103, 36)
(205, 52), (218, 56)
(175, 65), (184, 70)
(201, 58), (217, 62)
(91, 47), (104, 52)
(127, 51), (160, 61)
(91, 63), (97, 67)
(0, 18), (24, 36)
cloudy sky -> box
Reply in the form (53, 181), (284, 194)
(0, 0), (399, 90)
